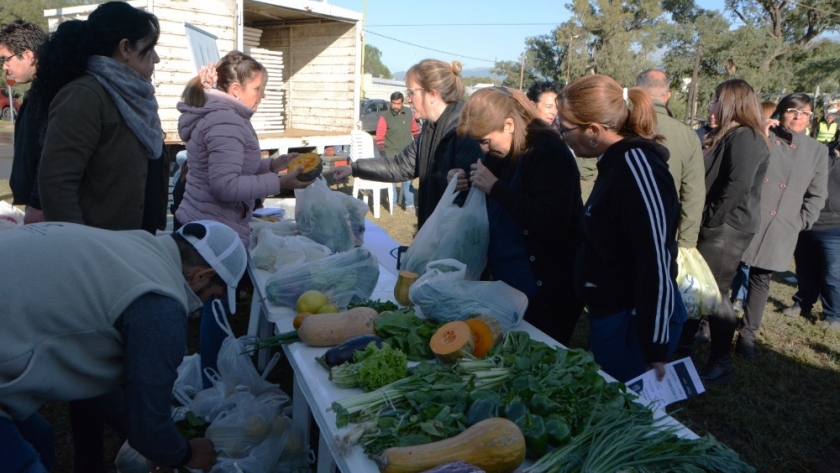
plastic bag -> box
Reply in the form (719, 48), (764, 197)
(205, 389), (285, 459)
(337, 191), (369, 247)
(172, 353), (203, 403)
(676, 247), (721, 319)
(401, 177), (489, 280)
(185, 370), (238, 422)
(409, 259), (528, 331)
(295, 178), (355, 253)
(0, 201), (24, 231)
(250, 229), (331, 272)
(250, 218), (299, 240)
(212, 300), (291, 401)
(264, 247), (380, 310)
(114, 440), (153, 473)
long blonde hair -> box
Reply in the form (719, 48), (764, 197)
(458, 86), (559, 161)
(558, 74), (662, 141)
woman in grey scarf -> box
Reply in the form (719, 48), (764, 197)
(32, 1), (169, 234)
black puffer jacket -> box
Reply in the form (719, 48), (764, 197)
(812, 151), (840, 231)
(351, 101), (483, 227)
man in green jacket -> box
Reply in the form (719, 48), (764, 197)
(636, 69), (705, 249)
(636, 69), (707, 348)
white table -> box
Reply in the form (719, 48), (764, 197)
(247, 219), (697, 473)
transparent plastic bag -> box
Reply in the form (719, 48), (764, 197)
(676, 247), (722, 319)
(114, 440), (153, 473)
(205, 389), (285, 459)
(250, 229), (331, 272)
(264, 247), (380, 310)
(401, 178), (489, 280)
(294, 178), (354, 253)
(172, 353), (203, 403)
(409, 259), (528, 331)
(337, 191), (369, 247)
(0, 201), (24, 231)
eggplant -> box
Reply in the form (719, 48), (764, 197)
(321, 334), (384, 367)
(419, 461), (486, 473)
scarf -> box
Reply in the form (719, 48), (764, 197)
(418, 102), (460, 174)
(86, 56), (163, 159)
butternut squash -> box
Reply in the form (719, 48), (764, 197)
(374, 417), (526, 473)
(429, 321), (474, 364)
(393, 270), (419, 306)
(297, 307), (380, 347)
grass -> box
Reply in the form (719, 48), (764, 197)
(13, 176), (840, 472)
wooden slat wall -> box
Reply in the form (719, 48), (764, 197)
(245, 27), (286, 134)
(260, 21), (357, 133)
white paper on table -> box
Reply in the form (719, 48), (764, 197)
(625, 357), (705, 408)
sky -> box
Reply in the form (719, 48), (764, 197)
(325, 0), (729, 74)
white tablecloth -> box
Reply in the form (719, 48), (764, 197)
(246, 218), (696, 473)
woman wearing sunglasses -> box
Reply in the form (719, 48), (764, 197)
(736, 93), (829, 358)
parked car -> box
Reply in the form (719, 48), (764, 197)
(360, 98), (388, 134)
(0, 92), (21, 121)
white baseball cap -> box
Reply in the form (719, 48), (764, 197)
(177, 220), (247, 313)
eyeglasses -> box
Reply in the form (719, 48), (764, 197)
(406, 87), (424, 98)
(0, 55), (12, 65)
(557, 124), (583, 140)
(784, 108), (813, 119)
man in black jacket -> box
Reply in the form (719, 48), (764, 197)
(1, 21), (47, 224)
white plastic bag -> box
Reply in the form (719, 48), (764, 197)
(264, 247), (380, 310)
(0, 201), (24, 231)
(212, 301), (291, 401)
(337, 191), (369, 247)
(173, 353), (203, 402)
(295, 178), (355, 253)
(409, 259), (528, 331)
(205, 389), (285, 459)
(676, 247), (721, 319)
(250, 229), (331, 272)
(401, 178), (489, 280)
(114, 440), (153, 473)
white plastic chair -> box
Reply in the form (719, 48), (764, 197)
(350, 130), (395, 218)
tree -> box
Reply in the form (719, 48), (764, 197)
(363, 44), (391, 79)
(0, 0), (96, 31)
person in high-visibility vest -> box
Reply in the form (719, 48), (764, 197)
(813, 112), (839, 144)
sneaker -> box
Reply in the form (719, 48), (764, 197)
(404, 205), (416, 216)
(695, 319), (710, 344)
(821, 318), (840, 330)
(735, 338), (755, 360)
(732, 299), (745, 315)
(699, 355), (733, 385)
(782, 302), (803, 317)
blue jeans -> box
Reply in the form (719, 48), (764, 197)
(588, 293), (687, 383)
(200, 298), (231, 389)
(731, 262), (750, 301)
(0, 413), (54, 473)
(401, 181), (414, 208)
(793, 226), (840, 319)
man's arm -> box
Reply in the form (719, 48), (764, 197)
(116, 293), (214, 469)
(375, 116), (387, 152)
(676, 136), (705, 248)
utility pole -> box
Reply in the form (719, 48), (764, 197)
(685, 44), (702, 126)
(565, 33), (579, 84)
(519, 52), (525, 91)
(493, 57), (497, 86)
(359, 0), (367, 99)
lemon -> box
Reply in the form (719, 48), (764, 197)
(296, 290), (329, 314)
(316, 304), (339, 314)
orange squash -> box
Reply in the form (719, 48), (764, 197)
(464, 315), (503, 358)
(287, 152), (323, 182)
(430, 321), (474, 364)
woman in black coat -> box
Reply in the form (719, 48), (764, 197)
(451, 86), (583, 346)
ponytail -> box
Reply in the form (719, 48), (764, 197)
(181, 76), (207, 107)
(619, 86), (660, 141)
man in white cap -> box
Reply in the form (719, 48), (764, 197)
(0, 220), (247, 472)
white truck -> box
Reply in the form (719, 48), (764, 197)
(44, 0), (363, 155)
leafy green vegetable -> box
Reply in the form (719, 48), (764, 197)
(348, 299), (400, 313)
(175, 411), (209, 440)
(329, 342), (409, 391)
(241, 330), (300, 354)
(372, 309), (442, 361)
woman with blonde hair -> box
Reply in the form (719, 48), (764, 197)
(685, 79), (771, 384)
(451, 86), (583, 345)
(330, 59), (482, 227)
(557, 74), (684, 382)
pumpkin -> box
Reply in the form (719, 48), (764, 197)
(393, 270), (419, 306)
(374, 417), (526, 473)
(288, 152), (323, 182)
(464, 315), (503, 358)
(297, 307), (380, 346)
(429, 321), (474, 364)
